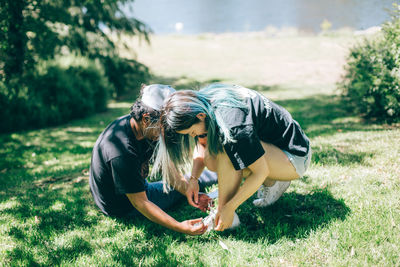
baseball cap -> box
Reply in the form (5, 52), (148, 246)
(141, 84), (176, 111)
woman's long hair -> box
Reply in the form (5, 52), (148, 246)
(151, 83), (248, 191)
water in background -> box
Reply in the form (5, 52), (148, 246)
(123, 0), (399, 34)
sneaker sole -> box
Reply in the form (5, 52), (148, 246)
(252, 181), (291, 207)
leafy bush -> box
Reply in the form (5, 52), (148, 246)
(103, 56), (150, 99)
(34, 58), (110, 123)
(339, 4), (400, 122)
(0, 57), (111, 133)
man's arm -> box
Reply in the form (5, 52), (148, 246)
(126, 191), (206, 235)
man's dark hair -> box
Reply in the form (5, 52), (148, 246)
(130, 101), (161, 123)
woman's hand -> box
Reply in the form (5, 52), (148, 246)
(185, 178), (200, 208)
(214, 205), (235, 231)
(180, 218), (207, 235)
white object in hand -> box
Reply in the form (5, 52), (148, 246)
(203, 208), (217, 232)
(195, 209), (240, 231)
(194, 208), (217, 231)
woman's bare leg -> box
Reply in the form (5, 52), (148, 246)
(204, 141), (301, 215)
(205, 141), (299, 200)
(215, 153), (243, 207)
(204, 149), (242, 207)
(242, 142), (299, 183)
(260, 142), (299, 185)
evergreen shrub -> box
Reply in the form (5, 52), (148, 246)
(0, 57), (111, 132)
(339, 5), (400, 122)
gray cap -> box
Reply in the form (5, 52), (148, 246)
(141, 84), (176, 111)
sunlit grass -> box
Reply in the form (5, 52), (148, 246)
(1, 33), (400, 266)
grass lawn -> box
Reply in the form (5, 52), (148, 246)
(1, 32), (400, 266)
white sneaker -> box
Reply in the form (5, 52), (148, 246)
(253, 181), (291, 207)
(227, 212), (240, 230)
(205, 190), (240, 230)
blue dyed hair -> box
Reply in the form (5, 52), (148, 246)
(151, 84), (248, 191)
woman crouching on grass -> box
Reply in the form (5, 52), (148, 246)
(152, 84), (312, 231)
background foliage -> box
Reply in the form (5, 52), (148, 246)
(0, 0), (151, 132)
(339, 4), (400, 122)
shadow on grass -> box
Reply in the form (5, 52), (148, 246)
(312, 145), (374, 166)
(126, 187), (350, 246)
(0, 104), (129, 189)
(1, 174), (348, 265)
(227, 188), (350, 243)
(110, 238), (191, 266)
(1, 179), (98, 265)
(0, 177), (205, 266)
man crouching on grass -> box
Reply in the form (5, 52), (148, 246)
(89, 84), (217, 235)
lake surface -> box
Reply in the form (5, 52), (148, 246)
(124, 0), (399, 34)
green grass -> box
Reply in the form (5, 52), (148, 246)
(1, 33), (400, 266)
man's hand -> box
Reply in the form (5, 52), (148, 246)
(214, 205), (235, 232)
(185, 178), (200, 208)
(197, 193), (213, 212)
(180, 218), (207, 235)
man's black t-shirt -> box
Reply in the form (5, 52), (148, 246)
(220, 88), (310, 170)
(89, 115), (154, 217)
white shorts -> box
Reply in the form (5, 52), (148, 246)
(283, 147), (312, 177)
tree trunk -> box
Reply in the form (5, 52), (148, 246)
(4, 0), (26, 95)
